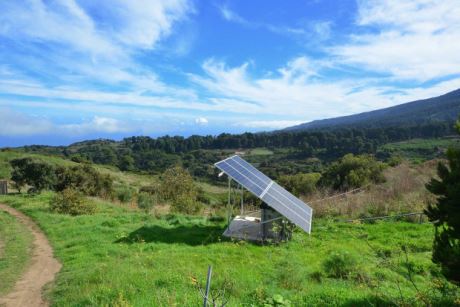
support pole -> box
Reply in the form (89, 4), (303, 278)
(240, 184), (244, 215)
(203, 265), (213, 307)
(227, 177), (231, 225)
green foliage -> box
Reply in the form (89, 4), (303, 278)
(0, 193), (456, 306)
(170, 195), (202, 215)
(261, 294), (292, 306)
(116, 186), (134, 203)
(118, 155), (135, 171)
(387, 155), (403, 167)
(321, 154), (386, 190)
(54, 164), (114, 198)
(160, 165), (197, 201)
(425, 118), (460, 283)
(322, 250), (359, 279)
(18, 119), (457, 179)
(10, 157), (56, 193)
(137, 192), (155, 212)
(139, 184), (161, 195)
(278, 172), (320, 196)
(50, 188), (95, 216)
(159, 166), (202, 214)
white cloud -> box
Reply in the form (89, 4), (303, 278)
(191, 57), (460, 120)
(0, 0), (193, 92)
(0, 109), (132, 136)
(218, 5), (249, 25)
(195, 117), (208, 125)
(238, 120), (304, 130)
(333, 0), (460, 81)
(0, 109), (53, 136)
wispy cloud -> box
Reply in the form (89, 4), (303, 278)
(333, 0), (460, 81)
(0, 109), (130, 136)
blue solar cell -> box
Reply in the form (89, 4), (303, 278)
(269, 183), (312, 217)
(231, 155), (272, 185)
(215, 155), (313, 234)
(215, 159), (265, 196)
(262, 185), (311, 231)
(225, 158), (268, 191)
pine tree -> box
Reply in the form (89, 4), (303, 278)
(425, 117), (460, 283)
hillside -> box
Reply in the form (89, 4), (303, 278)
(284, 88), (460, 131)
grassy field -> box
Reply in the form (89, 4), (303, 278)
(380, 137), (460, 161)
(0, 208), (33, 295)
(0, 193), (458, 306)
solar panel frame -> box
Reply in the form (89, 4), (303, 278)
(215, 155), (313, 233)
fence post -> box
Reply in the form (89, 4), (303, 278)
(203, 265), (212, 307)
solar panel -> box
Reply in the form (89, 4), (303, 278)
(215, 155), (313, 233)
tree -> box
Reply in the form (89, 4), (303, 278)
(10, 158), (56, 193)
(425, 117), (460, 283)
(320, 154), (386, 191)
(118, 155), (135, 171)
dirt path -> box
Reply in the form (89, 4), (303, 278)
(0, 204), (61, 307)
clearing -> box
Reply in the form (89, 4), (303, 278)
(0, 193), (456, 306)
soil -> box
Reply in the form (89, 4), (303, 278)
(0, 204), (61, 307)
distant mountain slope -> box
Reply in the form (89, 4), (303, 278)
(284, 88), (460, 131)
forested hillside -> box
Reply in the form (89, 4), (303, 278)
(14, 121), (454, 179)
(284, 88), (460, 131)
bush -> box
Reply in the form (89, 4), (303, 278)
(137, 192), (155, 213)
(50, 188), (95, 216)
(278, 172), (321, 197)
(321, 154), (386, 190)
(170, 195), (202, 215)
(160, 166), (197, 202)
(322, 250), (358, 279)
(54, 164), (114, 198)
(116, 186), (134, 203)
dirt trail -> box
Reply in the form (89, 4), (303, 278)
(0, 204), (61, 307)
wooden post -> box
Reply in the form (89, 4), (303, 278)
(0, 180), (7, 195)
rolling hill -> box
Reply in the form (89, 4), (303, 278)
(284, 88), (460, 131)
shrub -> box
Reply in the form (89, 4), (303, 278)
(50, 188), (95, 215)
(137, 192), (155, 213)
(160, 166), (197, 202)
(54, 164), (114, 198)
(278, 173), (321, 197)
(321, 154), (386, 190)
(116, 186), (134, 203)
(322, 250), (358, 279)
(170, 195), (202, 215)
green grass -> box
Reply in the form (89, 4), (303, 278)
(247, 148), (274, 156)
(380, 137), (460, 161)
(1, 193), (457, 306)
(0, 150), (220, 195)
(0, 208), (34, 295)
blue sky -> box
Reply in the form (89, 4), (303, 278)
(1, 0), (460, 146)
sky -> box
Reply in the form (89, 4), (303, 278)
(1, 0), (460, 146)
